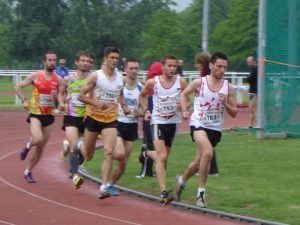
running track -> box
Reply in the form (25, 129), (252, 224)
(0, 110), (249, 225)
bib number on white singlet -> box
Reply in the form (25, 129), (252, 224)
(71, 93), (85, 107)
(39, 94), (53, 107)
(158, 99), (176, 117)
(202, 110), (222, 126)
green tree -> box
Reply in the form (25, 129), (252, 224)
(139, 9), (189, 67)
(209, 0), (258, 70)
(9, 0), (68, 67)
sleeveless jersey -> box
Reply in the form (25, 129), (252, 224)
(29, 71), (59, 115)
(86, 69), (123, 123)
(118, 82), (143, 123)
(151, 75), (182, 125)
(190, 76), (228, 131)
(65, 72), (90, 117)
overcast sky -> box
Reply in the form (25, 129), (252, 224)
(171, 0), (193, 12)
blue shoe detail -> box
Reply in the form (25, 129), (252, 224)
(107, 185), (120, 196)
(24, 172), (36, 183)
(20, 147), (30, 160)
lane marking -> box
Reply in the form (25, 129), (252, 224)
(0, 145), (142, 225)
(0, 220), (16, 225)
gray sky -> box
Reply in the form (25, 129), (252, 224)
(171, 0), (193, 12)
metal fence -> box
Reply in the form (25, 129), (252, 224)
(0, 70), (249, 105)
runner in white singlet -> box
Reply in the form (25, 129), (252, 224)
(139, 54), (188, 205)
(78, 47), (129, 200)
(177, 52), (238, 208)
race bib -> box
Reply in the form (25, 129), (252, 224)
(71, 93), (85, 107)
(158, 98), (176, 117)
(98, 89), (117, 103)
(202, 110), (222, 126)
(39, 94), (53, 107)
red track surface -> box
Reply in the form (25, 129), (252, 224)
(0, 110), (249, 225)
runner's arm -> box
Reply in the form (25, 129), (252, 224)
(58, 77), (68, 111)
(180, 78), (201, 111)
(139, 79), (154, 121)
(15, 72), (37, 104)
(222, 83), (238, 118)
(77, 72), (99, 107)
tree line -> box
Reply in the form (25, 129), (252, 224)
(0, 0), (258, 71)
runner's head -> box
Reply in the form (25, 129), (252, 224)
(103, 47), (121, 70)
(124, 58), (139, 80)
(161, 54), (177, 77)
(43, 51), (57, 72)
(75, 51), (95, 72)
(209, 52), (228, 79)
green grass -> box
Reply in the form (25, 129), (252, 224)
(0, 77), (30, 110)
(84, 131), (300, 225)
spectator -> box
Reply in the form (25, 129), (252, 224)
(246, 56), (257, 128)
(137, 61), (162, 178)
(195, 52), (210, 77)
(55, 58), (69, 78)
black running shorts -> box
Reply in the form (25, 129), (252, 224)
(151, 123), (177, 148)
(85, 116), (117, 133)
(62, 115), (85, 134)
(117, 121), (138, 141)
(190, 126), (221, 147)
(27, 114), (55, 127)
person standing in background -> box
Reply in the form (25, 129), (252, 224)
(246, 56), (257, 128)
(56, 58), (69, 78)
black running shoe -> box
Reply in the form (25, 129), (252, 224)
(160, 190), (174, 205)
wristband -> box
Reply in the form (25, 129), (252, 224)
(143, 109), (150, 114)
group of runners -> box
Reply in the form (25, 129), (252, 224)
(15, 47), (237, 208)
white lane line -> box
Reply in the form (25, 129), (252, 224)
(0, 220), (16, 225)
(0, 146), (142, 225)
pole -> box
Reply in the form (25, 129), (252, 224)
(257, 0), (266, 138)
(202, 0), (210, 52)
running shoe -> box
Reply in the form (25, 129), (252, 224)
(24, 172), (36, 183)
(98, 188), (111, 199)
(173, 175), (185, 201)
(72, 174), (84, 189)
(196, 191), (206, 208)
(160, 190), (174, 205)
(20, 145), (30, 160)
(107, 185), (120, 196)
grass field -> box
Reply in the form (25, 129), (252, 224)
(84, 131), (300, 225)
(0, 77), (30, 110)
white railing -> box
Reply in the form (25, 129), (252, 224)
(0, 70), (249, 105)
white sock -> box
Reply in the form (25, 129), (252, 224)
(178, 175), (184, 185)
(24, 168), (30, 175)
(100, 184), (107, 191)
(77, 137), (84, 149)
(197, 187), (205, 196)
(26, 141), (31, 149)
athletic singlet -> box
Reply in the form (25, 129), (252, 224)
(86, 69), (123, 123)
(65, 72), (90, 117)
(151, 75), (182, 125)
(29, 71), (59, 115)
(118, 82), (143, 123)
(190, 76), (228, 132)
